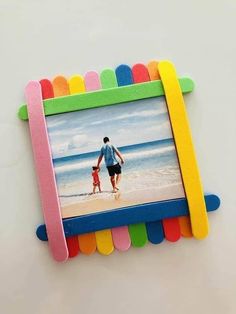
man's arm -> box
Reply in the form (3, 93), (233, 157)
(114, 147), (124, 164)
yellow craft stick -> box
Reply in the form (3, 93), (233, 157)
(158, 61), (209, 239)
(95, 229), (114, 255)
(68, 75), (96, 255)
(69, 75), (85, 94)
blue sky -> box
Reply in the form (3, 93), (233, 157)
(46, 97), (173, 158)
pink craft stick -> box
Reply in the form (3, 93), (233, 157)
(111, 226), (131, 251)
(84, 71), (101, 91)
(25, 81), (68, 262)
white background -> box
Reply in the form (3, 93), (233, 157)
(0, 1), (235, 313)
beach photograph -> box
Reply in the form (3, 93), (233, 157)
(46, 97), (185, 218)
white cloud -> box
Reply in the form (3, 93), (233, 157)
(51, 142), (68, 157)
(149, 121), (173, 139)
(90, 108), (167, 126)
(50, 126), (83, 138)
(68, 134), (88, 150)
(48, 98), (172, 158)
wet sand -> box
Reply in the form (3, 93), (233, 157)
(61, 182), (185, 218)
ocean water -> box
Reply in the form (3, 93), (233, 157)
(53, 138), (184, 207)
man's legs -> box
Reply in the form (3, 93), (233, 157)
(110, 175), (117, 192)
(116, 174), (121, 188)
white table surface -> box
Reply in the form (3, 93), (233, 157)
(0, 1), (235, 313)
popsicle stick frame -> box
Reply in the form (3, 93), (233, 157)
(19, 60), (220, 262)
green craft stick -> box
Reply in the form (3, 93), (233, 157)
(100, 68), (118, 89)
(18, 77), (194, 120)
(128, 223), (148, 247)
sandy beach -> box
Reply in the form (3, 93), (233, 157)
(61, 182), (185, 218)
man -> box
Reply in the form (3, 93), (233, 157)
(97, 137), (124, 192)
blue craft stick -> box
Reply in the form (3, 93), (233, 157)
(146, 221), (165, 244)
(115, 64), (133, 86)
(36, 194), (220, 241)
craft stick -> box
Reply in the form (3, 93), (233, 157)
(100, 68), (131, 252)
(40, 79), (54, 99)
(94, 230), (114, 256)
(100, 69), (118, 89)
(52, 76), (80, 258)
(36, 194), (220, 241)
(158, 61), (209, 239)
(132, 63), (150, 83)
(147, 61), (181, 243)
(68, 74), (96, 255)
(77, 233), (97, 255)
(52, 76), (70, 97)
(18, 77), (194, 120)
(178, 216), (193, 237)
(84, 71), (101, 91)
(146, 221), (164, 244)
(128, 224), (148, 247)
(115, 65), (134, 86)
(162, 218), (181, 242)
(65, 237), (79, 258)
(109, 226), (130, 251)
(116, 64), (148, 248)
(164, 63), (193, 238)
(84, 71), (114, 256)
(25, 81), (68, 262)
(69, 75), (85, 94)
(147, 61), (161, 80)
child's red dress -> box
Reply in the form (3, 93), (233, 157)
(92, 171), (100, 186)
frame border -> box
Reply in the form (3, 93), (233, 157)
(36, 194), (220, 241)
(19, 77), (194, 120)
(22, 60), (220, 261)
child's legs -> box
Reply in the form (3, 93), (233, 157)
(93, 185), (96, 194)
(98, 182), (101, 192)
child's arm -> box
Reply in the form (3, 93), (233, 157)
(97, 154), (103, 168)
(114, 147), (125, 164)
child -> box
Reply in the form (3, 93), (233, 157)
(92, 166), (101, 194)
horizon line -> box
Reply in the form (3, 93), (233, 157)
(53, 137), (173, 161)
